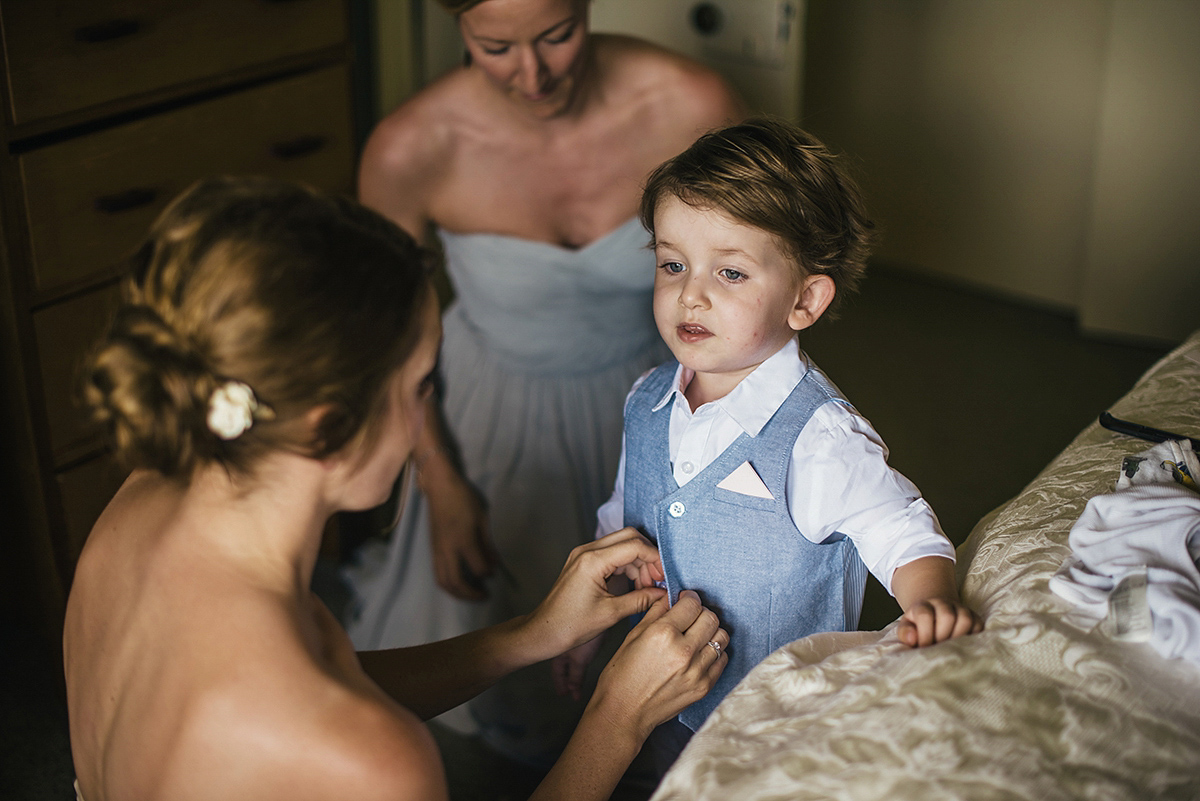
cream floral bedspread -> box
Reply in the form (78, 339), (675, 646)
(655, 331), (1200, 801)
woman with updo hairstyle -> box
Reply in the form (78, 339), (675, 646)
(85, 176), (433, 478)
(63, 176), (728, 801)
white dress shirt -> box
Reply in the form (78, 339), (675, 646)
(596, 340), (954, 594)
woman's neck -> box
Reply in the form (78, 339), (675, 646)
(183, 455), (332, 597)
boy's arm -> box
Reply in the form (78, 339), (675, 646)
(784, 402), (980, 645)
(890, 555), (983, 647)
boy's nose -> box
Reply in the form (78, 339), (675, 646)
(679, 275), (709, 308)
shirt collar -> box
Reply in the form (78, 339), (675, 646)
(650, 340), (809, 436)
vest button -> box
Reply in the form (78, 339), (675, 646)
(669, 501), (686, 518)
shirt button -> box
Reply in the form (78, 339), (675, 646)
(681, 461), (694, 474)
(669, 501), (686, 518)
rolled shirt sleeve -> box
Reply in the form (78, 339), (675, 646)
(789, 402), (954, 594)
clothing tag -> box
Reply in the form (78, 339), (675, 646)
(716, 461), (774, 499)
(1101, 566), (1152, 642)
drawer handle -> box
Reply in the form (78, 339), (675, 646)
(94, 188), (158, 215)
(74, 18), (142, 44)
(271, 135), (327, 160)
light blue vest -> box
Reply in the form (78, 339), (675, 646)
(624, 360), (868, 730)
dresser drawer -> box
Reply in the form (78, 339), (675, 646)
(32, 285), (121, 463)
(19, 64), (355, 295)
(1, 0), (347, 126)
(56, 452), (129, 566)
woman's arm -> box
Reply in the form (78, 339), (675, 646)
(531, 591), (727, 801)
(356, 101), (448, 240)
(358, 528), (668, 718)
(360, 541), (727, 801)
(409, 395), (497, 600)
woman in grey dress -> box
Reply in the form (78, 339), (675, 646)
(345, 0), (743, 766)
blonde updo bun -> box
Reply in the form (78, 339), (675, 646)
(84, 176), (433, 478)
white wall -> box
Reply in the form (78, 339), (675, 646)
(591, 0), (805, 120)
(803, 0), (1199, 344)
(1082, 0), (1200, 342)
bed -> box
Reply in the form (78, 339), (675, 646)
(654, 330), (1200, 800)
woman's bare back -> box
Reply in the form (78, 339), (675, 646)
(64, 471), (442, 801)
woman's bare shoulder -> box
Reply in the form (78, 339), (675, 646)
(364, 72), (465, 166)
(156, 632), (445, 800)
(591, 33), (746, 129)
(358, 69), (486, 235)
(313, 692), (446, 801)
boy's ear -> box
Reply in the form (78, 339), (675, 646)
(788, 274), (836, 332)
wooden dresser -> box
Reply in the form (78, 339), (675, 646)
(0, 0), (359, 648)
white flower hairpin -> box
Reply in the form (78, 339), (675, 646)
(207, 380), (274, 440)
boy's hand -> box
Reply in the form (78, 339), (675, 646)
(896, 598), (983, 647)
(891, 555), (983, 647)
(552, 635), (605, 700)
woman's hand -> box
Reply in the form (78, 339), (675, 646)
(524, 527), (667, 661)
(588, 591), (728, 742)
(418, 452), (496, 601)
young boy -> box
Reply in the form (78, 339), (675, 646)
(555, 118), (983, 762)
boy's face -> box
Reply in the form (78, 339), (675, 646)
(652, 196), (816, 401)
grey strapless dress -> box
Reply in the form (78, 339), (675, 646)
(344, 217), (667, 764)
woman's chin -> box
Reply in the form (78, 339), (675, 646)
(509, 81), (575, 118)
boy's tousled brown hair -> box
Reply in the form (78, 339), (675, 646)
(640, 116), (874, 316)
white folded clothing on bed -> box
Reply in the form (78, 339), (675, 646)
(1050, 440), (1200, 664)
(1115, 437), (1199, 490)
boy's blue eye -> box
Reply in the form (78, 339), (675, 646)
(660, 261), (685, 274)
(719, 268), (747, 282)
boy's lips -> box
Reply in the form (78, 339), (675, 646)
(676, 322), (712, 343)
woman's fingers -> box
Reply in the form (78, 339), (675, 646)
(459, 528), (496, 581)
(612, 586), (668, 620)
(697, 627), (730, 674)
(432, 537), (488, 601)
(593, 590), (729, 738)
(530, 531), (667, 657)
(578, 528), (662, 578)
(674, 591), (720, 644)
(427, 480), (494, 601)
